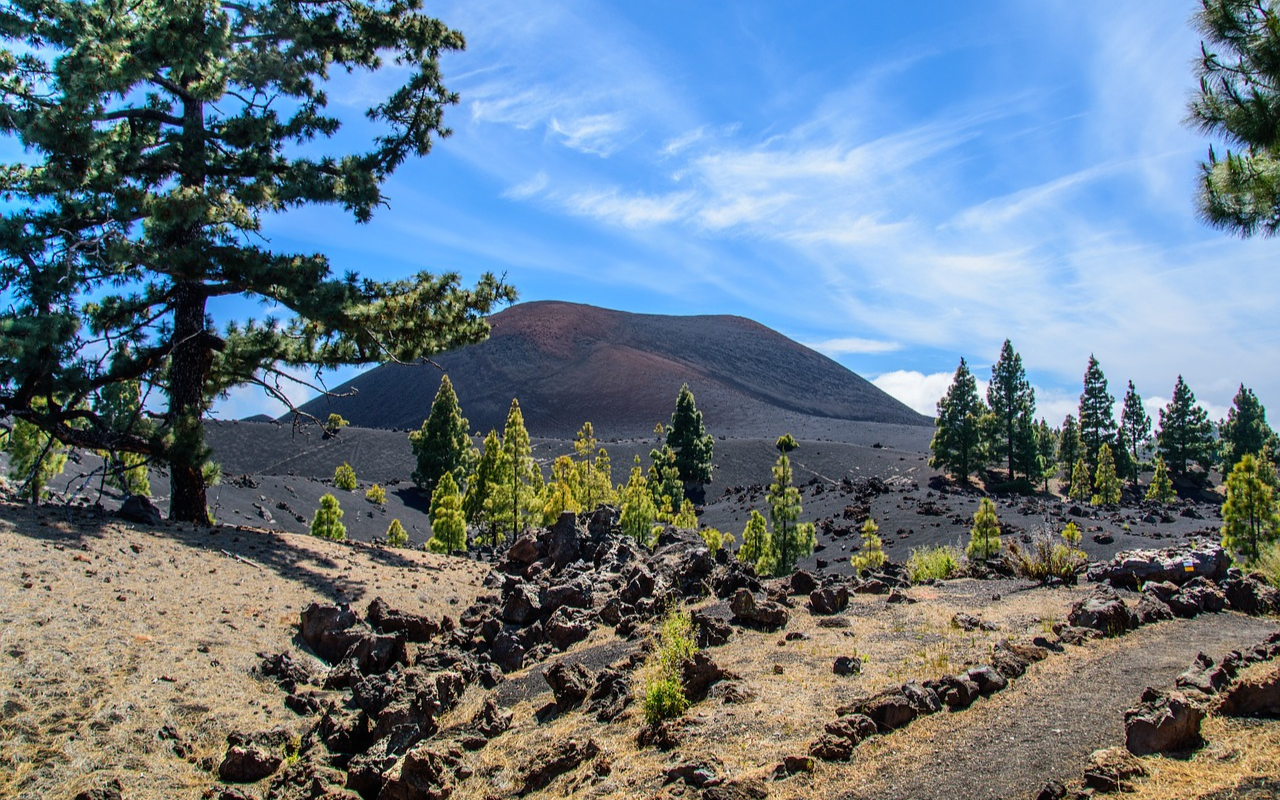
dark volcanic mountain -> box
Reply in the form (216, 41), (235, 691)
(293, 301), (930, 439)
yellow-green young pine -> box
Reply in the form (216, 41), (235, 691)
(0, 6), (516, 525)
(492, 399), (540, 541)
(386, 519), (408, 548)
(700, 527), (735, 553)
(1091, 443), (1122, 506)
(94, 375), (152, 498)
(573, 423), (615, 511)
(767, 444), (813, 575)
(648, 444), (684, 512)
(6, 417), (67, 503)
(427, 472), (467, 556)
(1068, 457), (1091, 502)
(326, 413), (349, 434)
(619, 463), (659, 547)
(311, 494), (346, 541)
(738, 509), (775, 577)
(1221, 454), (1280, 563)
(365, 484), (387, 505)
(967, 498), (1002, 560)
(854, 517), (887, 572)
(666, 498), (699, 529)
(409, 374), (473, 500)
(1062, 521), (1083, 548)
(541, 455), (582, 525)
(1146, 456), (1175, 504)
(334, 462), (357, 491)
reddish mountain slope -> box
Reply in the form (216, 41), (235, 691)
(293, 301), (929, 439)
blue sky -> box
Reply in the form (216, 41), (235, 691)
(218, 0), (1279, 429)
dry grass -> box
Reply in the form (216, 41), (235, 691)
(0, 501), (488, 800)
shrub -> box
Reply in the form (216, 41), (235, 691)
(365, 483), (387, 505)
(310, 493), (346, 541)
(643, 677), (690, 725)
(1253, 540), (1280, 588)
(386, 519), (408, 548)
(966, 498), (1002, 559)
(906, 545), (962, 583)
(699, 527), (734, 554)
(325, 413), (349, 435)
(639, 606), (697, 728)
(852, 517), (886, 572)
(334, 462), (357, 491)
(1061, 521), (1082, 548)
(1006, 535), (1085, 583)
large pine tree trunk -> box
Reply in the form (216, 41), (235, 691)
(167, 282), (213, 524)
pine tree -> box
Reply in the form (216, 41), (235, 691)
(1062, 521), (1083, 548)
(767, 442), (815, 575)
(1188, 0), (1280, 235)
(0, 3), (515, 524)
(738, 509), (774, 576)
(1120, 381), (1151, 486)
(647, 444), (685, 514)
(465, 430), (502, 543)
(1034, 419), (1059, 494)
(325, 414), (349, 435)
(386, 519), (409, 548)
(410, 374), (474, 501)
(1078, 356), (1116, 472)
(619, 463), (659, 547)
(1058, 415), (1082, 482)
(310, 494), (346, 541)
(6, 416), (68, 503)
(1147, 456), (1176, 504)
(665, 384), (714, 485)
(1220, 384), (1276, 474)
(365, 484), (387, 505)
(94, 372), (152, 498)
(541, 455), (582, 525)
(488, 399), (540, 542)
(1068, 457), (1092, 502)
(572, 423), (614, 511)
(427, 472), (468, 556)
(1221, 454), (1280, 563)
(853, 518), (887, 572)
(967, 497), (1002, 560)
(986, 340), (1037, 481)
(1091, 443), (1122, 506)
(1157, 376), (1216, 480)
(930, 359), (984, 483)
(334, 462), (357, 491)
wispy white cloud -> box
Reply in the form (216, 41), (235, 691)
(502, 171), (549, 200)
(549, 113), (629, 156)
(564, 188), (694, 228)
(806, 337), (901, 356)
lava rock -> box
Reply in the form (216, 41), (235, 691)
(1124, 688), (1205, 755)
(544, 661), (593, 710)
(1066, 586), (1138, 637)
(729, 588), (789, 630)
(808, 587), (849, 616)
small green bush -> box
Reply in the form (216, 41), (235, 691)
(699, 527), (734, 553)
(325, 413), (349, 434)
(906, 545), (962, 583)
(310, 493), (346, 541)
(365, 483), (387, 505)
(1007, 535), (1085, 583)
(1252, 541), (1280, 588)
(334, 462), (357, 491)
(643, 676), (690, 725)
(852, 517), (886, 572)
(386, 519), (408, 548)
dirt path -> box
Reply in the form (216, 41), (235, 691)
(831, 614), (1280, 800)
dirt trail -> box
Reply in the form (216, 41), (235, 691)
(833, 614), (1279, 800)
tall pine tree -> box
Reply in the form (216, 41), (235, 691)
(1157, 376), (1216, 480)
(767, 436), (815, 576)
(930, 359), (984, 484)
(409, 374), (473, 500)
(1058, 414), (1082, 483)
(487, 400), (540, 543)
(985, 340), (1037, 482)
(1078, 356), (1116, 473)
(427, 472), (468, 556)
(665, 384), (714, 486)
(1220, 385), (1277, 474)
(0, 2), (515, 523)
(1221, 454), (1280, 563)
(1120, 381), (1151, 486)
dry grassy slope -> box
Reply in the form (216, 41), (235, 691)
(0, 502), (488, 800)
(292, 300), (930, 439)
